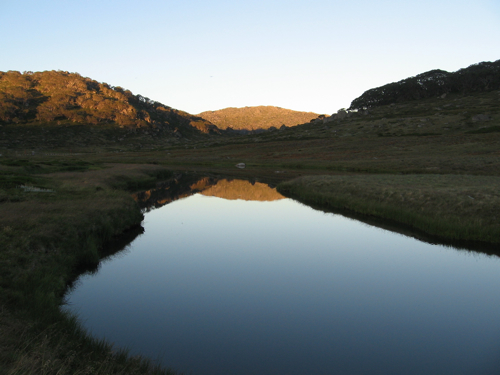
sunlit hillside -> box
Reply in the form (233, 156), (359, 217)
(197, 106), (320, 131)
(0, 70), (220, 145)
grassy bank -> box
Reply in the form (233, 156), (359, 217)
(277, 174), (500, 244)
(1, 157), (499, 374)
(0, 159), (176, 374)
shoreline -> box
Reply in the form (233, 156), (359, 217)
(0, 163), (177, 374)
(277, 174), (500, 246)
(1, 161), (499, 373)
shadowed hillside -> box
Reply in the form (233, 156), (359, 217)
(349, 60), (500, 110)
(197, 106), (320, 132)
(0, 70), (220, 148)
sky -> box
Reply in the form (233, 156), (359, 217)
(1, 0), (499, 115)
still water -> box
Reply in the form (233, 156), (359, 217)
(64, 176), (500, 374)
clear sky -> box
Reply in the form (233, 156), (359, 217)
(1, 0), (499, 115)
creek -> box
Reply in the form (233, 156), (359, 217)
(63, 174), (500, 375)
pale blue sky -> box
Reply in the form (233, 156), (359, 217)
(1, 0), (499, 114)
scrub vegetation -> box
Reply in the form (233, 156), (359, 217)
(349, 60), (500, 109)
(0, 59), (499, 373)
(0, 70), (220, 150)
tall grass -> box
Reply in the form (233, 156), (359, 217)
(278, 174), (500, 244)
(1, 306), (175, 375)
(0, 161), (178, 374)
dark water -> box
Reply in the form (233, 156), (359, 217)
(63, 176), (500, 375)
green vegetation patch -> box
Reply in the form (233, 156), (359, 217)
(0, 157), (102, 174)
(0, 159), (32, 167)
(403, 132), (443, 137)
(40, 159), (100, 172)
(466, 126), (500, 134)
(278, 174), (500, 244)
(0, 173), (41, 189)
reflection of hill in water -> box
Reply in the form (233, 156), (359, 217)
(133, 174), (498, 255)
(132, 175), (283, 212)
(201, 179), (283, 201)
(189, 177), (215, 192)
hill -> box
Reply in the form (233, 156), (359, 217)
(349, 59), (500, 110)
(0, 70), (220, 149)
(197, 106), (320, 132)
(168, 87), (500, 176)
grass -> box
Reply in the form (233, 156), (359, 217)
(0, 159), (177, 374)
(466, 125), (500, 134)
(277, 174), (500, 244)
(1, 306), (174, 375)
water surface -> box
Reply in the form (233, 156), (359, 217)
(64, 176), (500, 374)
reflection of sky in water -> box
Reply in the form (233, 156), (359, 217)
(65, 193), (500, 375)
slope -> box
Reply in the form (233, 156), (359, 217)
(0, 70), (220, 149)
(197, 106), (320, 132)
